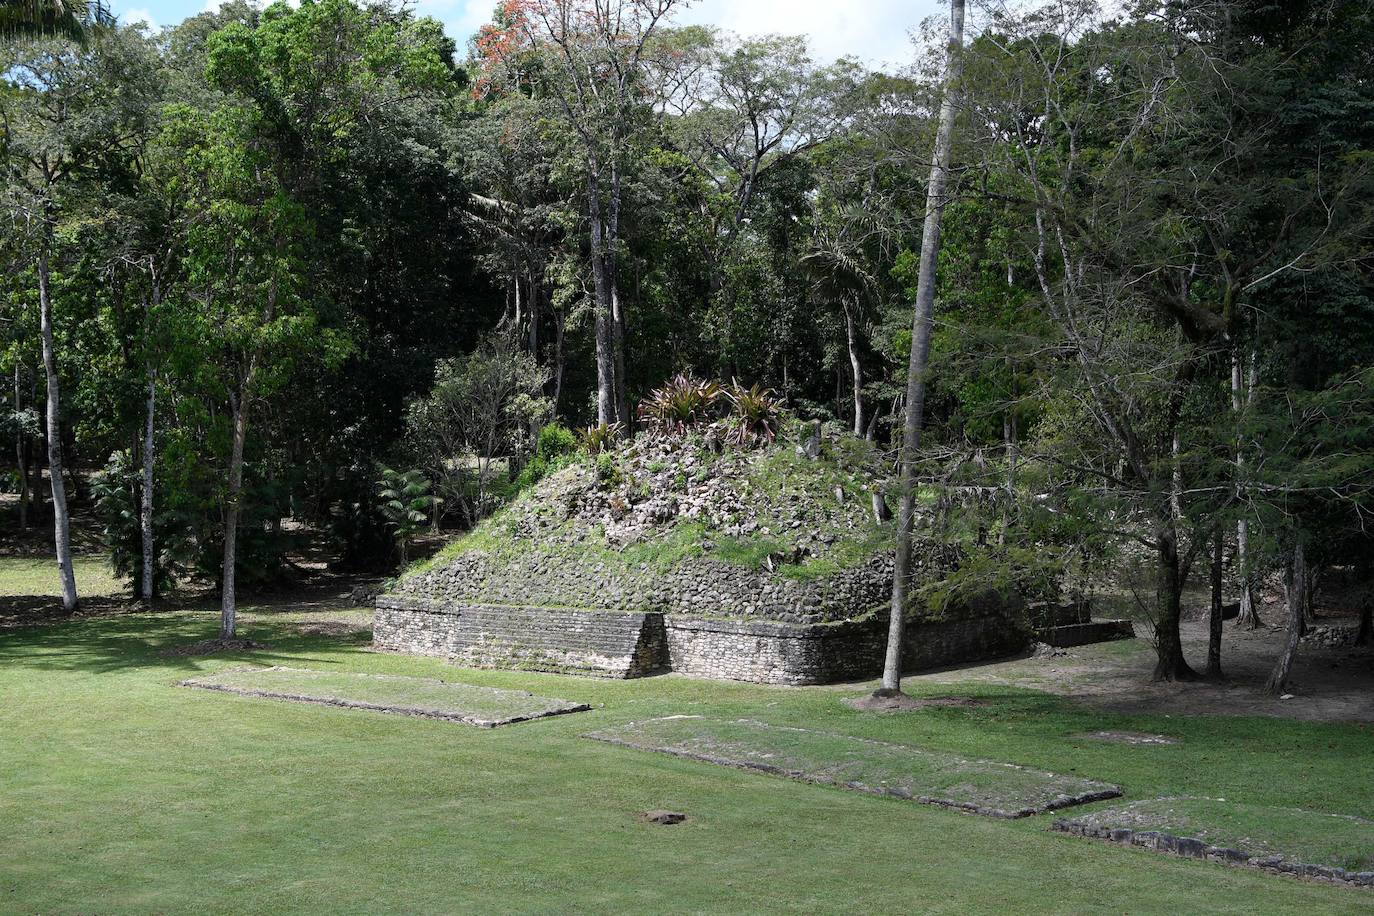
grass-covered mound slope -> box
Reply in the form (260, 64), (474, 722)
(391, 426), (956, 624)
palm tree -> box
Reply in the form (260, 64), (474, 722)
(0, 0), (112, 42)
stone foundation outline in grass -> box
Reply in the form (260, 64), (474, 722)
(179, 666), (589, 727)
(585, 716), (1121, 818)
(1074, 730), (1180, 746)
(1053, 797), (1374, 889)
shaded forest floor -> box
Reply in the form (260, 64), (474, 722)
(910, 615), (1374, 723)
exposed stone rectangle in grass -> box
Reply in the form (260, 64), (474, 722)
(585, 716), (1120, 818)
(1053, 797), (1374, 887)
(180, 666), (589, 727)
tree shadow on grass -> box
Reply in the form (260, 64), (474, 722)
(0, 610), (375, 676)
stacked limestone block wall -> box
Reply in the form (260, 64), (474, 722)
(377, 556), (1027, 684)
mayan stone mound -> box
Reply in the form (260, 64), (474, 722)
(376, 430), (1033, 683)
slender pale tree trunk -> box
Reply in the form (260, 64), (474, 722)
(1266, 539), (1305, 694)
(1170, 429), (1183, 520)
(220, 381), (249, 639)
(844, 300), (864, 436)
(1206, 525), (1224, 678)
(878, 0), (964, 696)
(528, 270), (541, 354)
(1000, 365), (1018, 546)
(608, 161), (630, 427)
(1232, 345), (1260, 627)
(140, 368), (156, 604)
(37, 238), (77, 612)
(552, 298), (566, 414)
(139, 277), (160, 605)
(14, 363), (29, 530)
(587, 170), (616, 427)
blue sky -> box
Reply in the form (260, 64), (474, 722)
(111, 0), (947, 69)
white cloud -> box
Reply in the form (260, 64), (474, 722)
(118, 5), (158, 28)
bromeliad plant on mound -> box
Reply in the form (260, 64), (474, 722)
(724, 380), (784, 446)
(577, 421), (623, 455)
(638, 374), (724, 438)
(638, 375), (784, 448)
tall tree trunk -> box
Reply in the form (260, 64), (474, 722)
(877, 0), (964, 697)
(1266, 540), (1305, 694)
(999, 373), (1018, 546)
(220, 383), (249, 640)
(844, 300), (864, 437)
(27, 367), (43, 515)
(587, 171), (616, 427)
(37, 240), (77, 612)
(1232, 346), (1260, 627)
(14, 362), (28, 530)
(608, 162), (630, 427)
(528, 270), (541, 355)
(551, 297), (566, 414)
(1152, 516), (1196, 681)
(1170, 429), (1183, 520)
(1206, 525), (1224, 678)
(140, 368), (156, 604)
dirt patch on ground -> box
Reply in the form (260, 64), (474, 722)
(909, 606), (1374, 723)
(845, 693), (987, 712)
(161, 638), (274, 657)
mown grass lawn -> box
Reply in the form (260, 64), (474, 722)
(2, 609), (1371, 914)
(0, 555), (124, 598)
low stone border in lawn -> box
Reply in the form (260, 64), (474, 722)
(1073, 730), (1180, 746)
(1053, 798), (1374, 889)
(179, 666), (589, 727)
(586, 716), (1121, 819)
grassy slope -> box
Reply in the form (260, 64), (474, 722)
(405, 436), (899, 588)
(2, 609), (1371, 914)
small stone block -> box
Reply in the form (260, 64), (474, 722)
(1175, 837), (1205, 858)
(639, 810), (687, 825)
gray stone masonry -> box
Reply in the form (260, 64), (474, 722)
(375, 593), (1028, 685)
